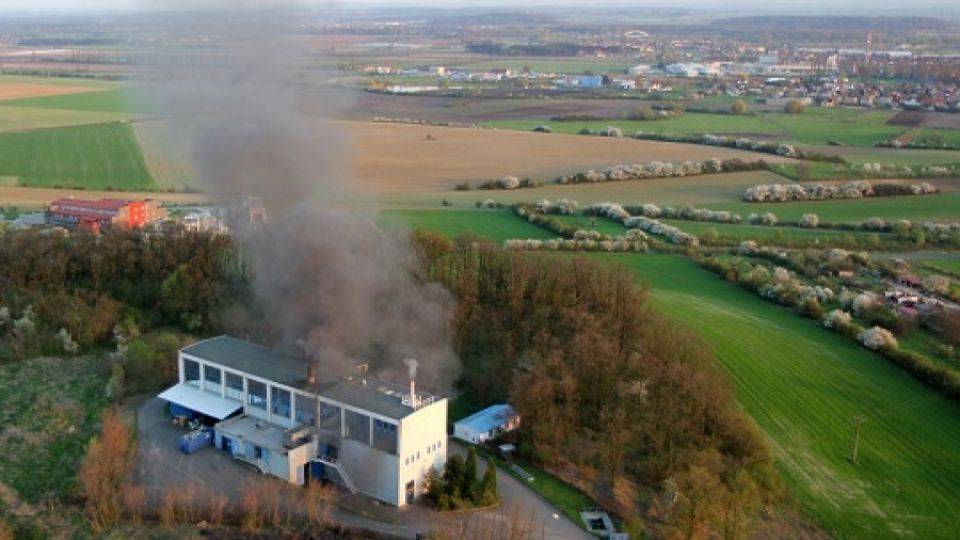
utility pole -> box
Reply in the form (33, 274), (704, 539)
(851, 416), (866, 465)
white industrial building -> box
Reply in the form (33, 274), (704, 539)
(158, 335), (448, 506)
(453, 404), (520, 444)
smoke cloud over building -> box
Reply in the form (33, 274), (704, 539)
(138, 3), (459, 387)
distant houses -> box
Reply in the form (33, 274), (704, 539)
(45, 197), (166, 233)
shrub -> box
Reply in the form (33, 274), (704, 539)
(858, 326), (898, 351)
(730, 99), (749, 114)
(578, 127), (594, 135)
(923, 275), (951, 295)
(531, 125), (552, 133)
(799, 213), (819, 228)
(822, 309), (852, 328)
(498, 176), (520, 190)
(603, 126), (623, 138)
(784, 99), (806, 114)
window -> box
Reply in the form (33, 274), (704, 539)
(345, 410), (371, 445)
(271, 387), (291, 418)
(295, 394), (316, 426)
(373, 419), (398, 455)
(184, 359), (200, 387)
(248, 380), (267, 410)
(225, 372), (244, 402)
(204, 365), (221, 394)
(319, 402), (341, 432)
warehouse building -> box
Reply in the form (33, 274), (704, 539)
(453, 404), (520, 444)
(158, 335), (447, 506)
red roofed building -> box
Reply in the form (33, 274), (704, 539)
(46, 198), (166, 233)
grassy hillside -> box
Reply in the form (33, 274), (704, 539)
(592, 253), (960, 540)
(0, 105), (131, 132)
(0, 123), (155, 190)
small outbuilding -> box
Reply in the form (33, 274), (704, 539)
(454, 404), (521, 444)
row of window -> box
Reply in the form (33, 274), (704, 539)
(404, 440), (443, 466)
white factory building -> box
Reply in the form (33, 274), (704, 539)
(453, 403), (521, 444)
(158, 335), (448, 507)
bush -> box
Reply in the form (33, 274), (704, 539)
(799, 213), (819, 228)
(730, 99), (749, 114)
(531, 125), (552, 133)
(858, 326), (898, 351)
(784, 99), (806, 114)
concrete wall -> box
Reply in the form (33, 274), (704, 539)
(339, 439), (400, 505)
(396, 398), (448, 504)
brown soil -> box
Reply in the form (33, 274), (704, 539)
(0, 187), (207, 207)
(886, 110), (960, 129)
(0, 83), (102, 101)
(344, 121), (793, 193)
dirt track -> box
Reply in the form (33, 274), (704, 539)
(345, 121), (793, 193)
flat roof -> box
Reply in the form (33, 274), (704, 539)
(455, 404), (516, 434)
(312, 377), (432, 421)
(182, 336), (442, 420)
(158, 382), (243, 420)
(182, 335), (311, 388)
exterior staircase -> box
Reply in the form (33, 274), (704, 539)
(315, 454), (357, 494)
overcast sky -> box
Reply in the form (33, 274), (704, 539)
(0, 0), (956, 15)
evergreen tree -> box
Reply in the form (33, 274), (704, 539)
(465, 447), (479, 500)
(479, 457), (498, 506)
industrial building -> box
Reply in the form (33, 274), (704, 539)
(158, 335), (448, 506)
(46, 197), (166, 232)
(453, 404), (520, 444)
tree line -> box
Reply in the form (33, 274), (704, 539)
(413, 232), (785, 538)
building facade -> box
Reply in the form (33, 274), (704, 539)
(158, 336), (447, 507)
(46, 198), (166, 232)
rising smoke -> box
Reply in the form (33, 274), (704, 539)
(137, 3), (460, 388)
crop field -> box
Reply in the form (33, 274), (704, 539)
(0, 123), (155, 190)
(380, 209), (554, 243)
(583, 253), (960, 540)
(344, 121), (792, 192)
(132, 119), (199, 190)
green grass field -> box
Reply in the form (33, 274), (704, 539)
(2, 88), (138, 115)
(0, 355), (108, 502)
(705, 191), (960, 223)
(0, 104), (131, 132)
(584, 253), (960, 540)
(0, 123), (156, 190)
(484, 107), (932, 148)
(380, 209), (554, 243)
(381, 171), (787, 209)
(765, 108), (903, 147)
(484, 113), (782, 137)
(919, 257), (960, 274)
(659, 219), (887, 241)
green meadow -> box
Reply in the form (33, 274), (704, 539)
(0, 123), (155, 190)
(589, 253), (960, 540)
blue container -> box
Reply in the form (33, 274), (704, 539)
(179, 428), (213, 455)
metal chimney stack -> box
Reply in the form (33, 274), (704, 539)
(410, 379), (419, 410)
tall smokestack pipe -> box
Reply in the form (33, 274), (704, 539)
(410, 379), (418, 409)
(307, 364), (316, 385)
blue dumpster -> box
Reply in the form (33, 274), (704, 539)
(179, 428), (213, 455)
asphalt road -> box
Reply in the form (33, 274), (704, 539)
(135, 397), (591, 539)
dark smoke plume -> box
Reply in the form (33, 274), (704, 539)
(137, 3), (459, 387)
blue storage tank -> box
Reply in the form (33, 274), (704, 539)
(179, 428), (213, 455)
